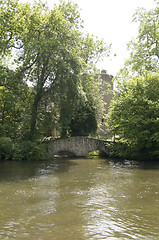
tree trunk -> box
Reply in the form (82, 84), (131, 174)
(29, 90), (42, 140)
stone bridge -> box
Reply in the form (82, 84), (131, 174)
(48, 137), (113, 157)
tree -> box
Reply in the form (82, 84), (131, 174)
(1, 0), (110, 140)
(108, 3), (159, 160)
(0, 0), (19, 57)
(0, 64), (32, 139)
(107, 72), (159, 160)
(69, 101), (97, 137)
(118, 2), (159, 77)
(26, 1), (86, 139)
(0, 0), (34, 139)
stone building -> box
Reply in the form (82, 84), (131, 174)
(97, 69), (114, 136)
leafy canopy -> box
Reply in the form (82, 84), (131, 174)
(107, 2), (159, 160)
(118, 2), (159, 78)
(0, 0), (111, 140)
(107, 72), (159, 159)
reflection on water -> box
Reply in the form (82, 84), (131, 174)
(0, 158), (159, 239)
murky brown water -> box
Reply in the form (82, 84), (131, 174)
(0, 158), (159, 239)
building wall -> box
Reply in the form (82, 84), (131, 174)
(97, 69), (114, 136)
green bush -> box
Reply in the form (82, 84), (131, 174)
(13, 141), (49, 161)
(0, 125), (6, 137)
(107, 73), (159, 160)
(0, 137), (13, 160)
(69, 102), (97, 137)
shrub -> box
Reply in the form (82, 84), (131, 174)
(13, 141), (49, 161)
(107, 73), (159, 160)
(0, 125), (6, 137)
(69, 102), (97, 137)
(0, 137), (13, 160)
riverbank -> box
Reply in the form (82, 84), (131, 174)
(0, 136), (158, 161)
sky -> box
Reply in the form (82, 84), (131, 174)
(47, 0), (156, 76)
(24, 0), (156, 76)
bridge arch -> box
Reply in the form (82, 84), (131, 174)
(48, 137), (111, 158)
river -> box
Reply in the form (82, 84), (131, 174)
(0, 158), (159, 239)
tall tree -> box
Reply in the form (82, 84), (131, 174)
(107, 3), (159, 160)
(107, 73), (159, 159)
(0, 0), (111, 140)
(118, 2), (159, 77)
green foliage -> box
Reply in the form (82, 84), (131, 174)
(0, 79), (32, 139)
(0, 0), (110, 141)
(0, 124), (6, 137)
(119, 2), (159, 76)
(107, 72), (159, 160)
(69, 101), (97, 137)
(0, 136), (49, 161)
(0, 0), (112, 161)
(110, 3), (159, 160)
(0, 137), (13, 160)
(13, 141), (49, 161)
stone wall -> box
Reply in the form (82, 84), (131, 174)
(97, 70), (114, 136)
(48, 137), (111, 157)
